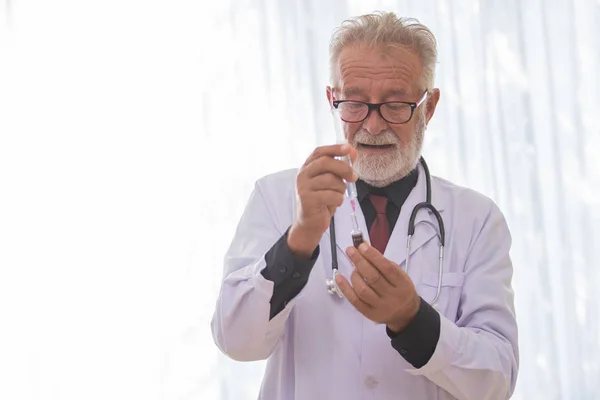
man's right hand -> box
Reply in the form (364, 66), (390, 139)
(287, 144), (357, 258)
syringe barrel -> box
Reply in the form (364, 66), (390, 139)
(347, 180), (358, 199)
(339, 155), (358, 199)
(333, 110), (358, 200)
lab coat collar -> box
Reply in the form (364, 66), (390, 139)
(326, 161), (446, 268)
(355, 167), (419, 211)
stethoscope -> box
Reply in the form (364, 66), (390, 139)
(325, 157), (446, 305)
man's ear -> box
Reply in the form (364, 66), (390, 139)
(326, 86), (334, 109)
(425, 88), (441, 125)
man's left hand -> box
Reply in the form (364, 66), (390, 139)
(335, 242), (420, 333)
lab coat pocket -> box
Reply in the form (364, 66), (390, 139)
(418, 271), (465, 321)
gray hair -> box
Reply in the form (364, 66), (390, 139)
(329, 12), (437, 91)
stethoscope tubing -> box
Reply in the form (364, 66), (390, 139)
(326, 157), (445, 304)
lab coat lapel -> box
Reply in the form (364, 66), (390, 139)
(384, 162), (445, 269)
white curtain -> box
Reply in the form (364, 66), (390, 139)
(0, 0), (598, 399)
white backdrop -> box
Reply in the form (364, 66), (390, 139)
(1, 0), (599, 399)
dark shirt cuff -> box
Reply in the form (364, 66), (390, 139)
(261, 228), (319, 319)
(386, 297), (440, 368)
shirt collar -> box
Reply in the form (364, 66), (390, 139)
(356, 167), (419, 209)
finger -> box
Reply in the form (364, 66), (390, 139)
(350, 269), (380, 306)
(304, 143), (354, 165)
(346, 246), (393, 293)
(335, 273), (372, 315)
(356, 243), (403, 286)
(305, 156), (357, 183)
(298, 189), (344, 209)
(306, 172), (347, 194)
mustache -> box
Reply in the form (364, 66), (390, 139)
(352, 130), (400, 146)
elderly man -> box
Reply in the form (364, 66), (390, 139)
(211, 12), (518, 400)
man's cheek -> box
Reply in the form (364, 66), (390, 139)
(344, 124), (361, 143)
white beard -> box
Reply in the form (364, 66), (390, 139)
(351, 111), (426, 188)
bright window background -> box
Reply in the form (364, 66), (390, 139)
(0, 0), (598, 399)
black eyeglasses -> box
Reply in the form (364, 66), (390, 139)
(332, 91), (428, 124)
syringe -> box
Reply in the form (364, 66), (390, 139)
(332, 110), (364, 248)
(337, 148), (364, 247)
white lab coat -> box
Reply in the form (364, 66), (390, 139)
(211, 163), (519, 400)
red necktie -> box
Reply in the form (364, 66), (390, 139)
(369, 194), (390, 254)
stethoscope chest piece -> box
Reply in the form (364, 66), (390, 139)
(325, 269), (344, 298)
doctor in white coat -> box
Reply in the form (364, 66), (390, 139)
(212, 11), (519, 400)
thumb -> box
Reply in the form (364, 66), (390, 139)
(349, 146), (358, 165)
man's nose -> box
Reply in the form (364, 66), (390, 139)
(362, 108), (388, 136)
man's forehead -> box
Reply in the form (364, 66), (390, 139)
(335, 44), (422, 95)
(337, 43), (421, 68)
(341, 86), (411, 96)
